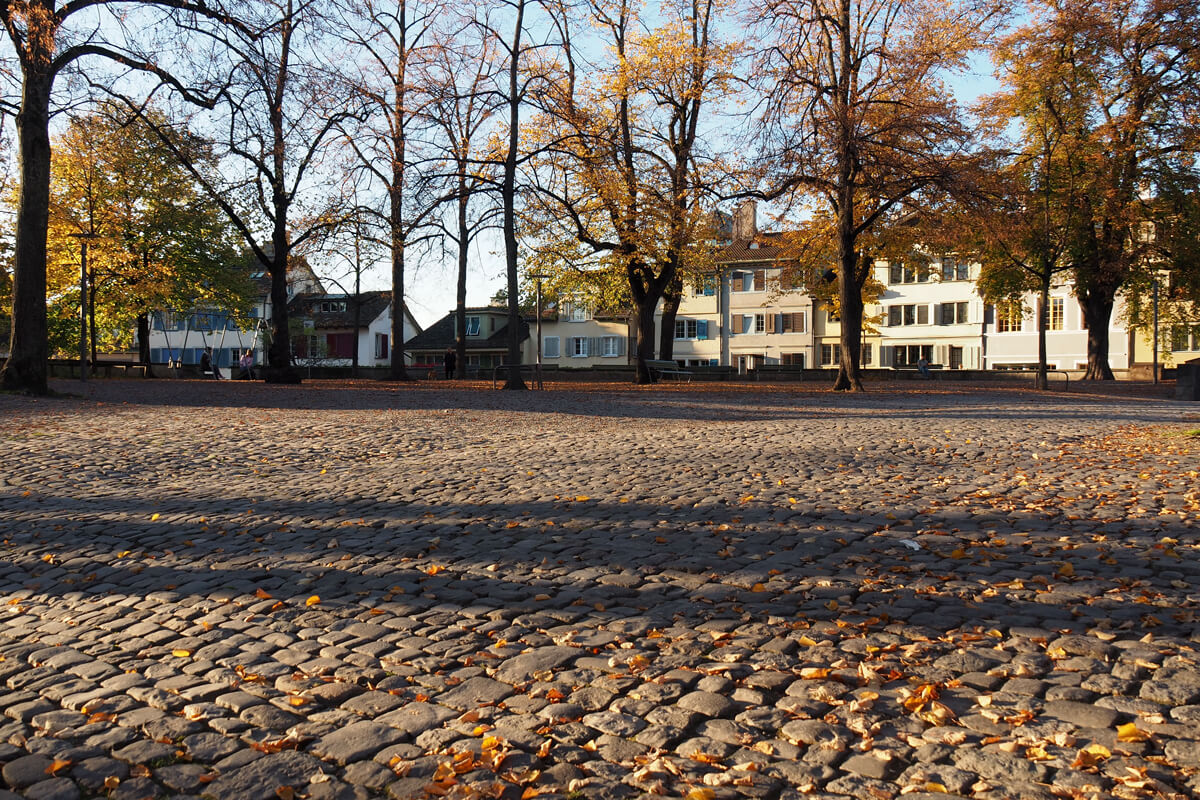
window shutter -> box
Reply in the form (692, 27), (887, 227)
(985, 305), (995, 325)
(731, 314), (744, 334)
(881, 346), (894, 367)
(917, 304), (929, 325)
(697, 320), (708, 340)
(753, 270), (764, 291)
(934, 303), (944, 325)
(766, 313), (776, 333)
(798, 312), (807, 333)
(935, 345), (947, 364)
(781, 313), (793, 333)
(617, 336), (626, 356)
(589, 337), (600, 357)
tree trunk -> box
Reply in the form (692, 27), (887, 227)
(137, 312), (152, 366)
(832, 222), (864, 392)
(634, 294), (658, 384)
(455, 185), (469, 379)
(501, 0), (527, 391)
(1, 66), (53, 394)
(658, 278), (681, 362)
(1079, 290), (1116, 380)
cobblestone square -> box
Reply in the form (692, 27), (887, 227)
(1, 380), (1198, 799)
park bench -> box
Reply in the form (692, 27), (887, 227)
(645, 359), (693, 383)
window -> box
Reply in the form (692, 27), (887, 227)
(940, 302), (969, 325)
(860, 344), (872, 366)
(996, 305), (1022, 333)
(543, 336), (560, 358)
(696, 275), (717, 296)
(1048, 298), (1064, 331)
(375, 333), (388, 360)
(781, 311), (807, 333)
(893, 344), (933, 366)
(192, 313), (214, 331)
(826, 308), (840, 323)
(601, 336), (622, 357)
(820, 343), (840, 365)
(731, 271), (764, 292)
(465, 316), (481, 336)
(781, 353), (805, 367)
(939, 259), (970, 281)
(949, 346), (963, 369)
(570, 337), (588, 357)
(326, 332), (355, 359)
(890, 263), (903, 284)
(903, 305), (916, 326)
(732, 315), (755, 334)
(754, 313), (766, 333)
(568, 299), (589, 322)
(676, 319), (697, 339)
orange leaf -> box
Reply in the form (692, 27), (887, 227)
(276, 787), (295, 800)
(45, 758), (71, 775)
(255, 588), (272, 599)
(305, 595), (320, 606)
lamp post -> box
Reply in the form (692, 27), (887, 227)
(70, 232), (97, 382)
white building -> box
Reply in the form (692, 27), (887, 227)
(876, 257), (985, 369)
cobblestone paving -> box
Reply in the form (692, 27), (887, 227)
(1, 380), (1199, 800)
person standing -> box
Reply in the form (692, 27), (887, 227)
(444, 347), (457, 379)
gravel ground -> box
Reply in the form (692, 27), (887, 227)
(0, 378), (1198, 800)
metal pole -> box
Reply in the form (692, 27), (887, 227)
(1152, 272), (1159, 385)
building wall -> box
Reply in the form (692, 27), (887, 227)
(876, 260), (984, 369)
(983, 288), (1129, 370)
(533, 316), (632, 369)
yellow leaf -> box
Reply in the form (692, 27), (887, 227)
(686, 790), (716, 800)
(287, 696), (309, 707)
(103, 776), (120, 789)
(151, 513), (160, 521)
(305, 595), (320, 606)
(1117, 723), (1151, 742)
(172, 649), (191, 658)
(949, 548), (967, 559)
(574, 495), (590, 502)
(276, 787), (295, 800)
(255, 588), (272, 599)
(825, 600), (839, 611)
(1057, 562), (1075, 577)
(924, 783), (948, 793)
(797, 635), (818, 646)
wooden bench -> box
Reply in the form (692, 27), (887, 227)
(645, 359), (693, 383)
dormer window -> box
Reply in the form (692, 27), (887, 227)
(465, 316), (481, 336)
(318, 301), (347, 313)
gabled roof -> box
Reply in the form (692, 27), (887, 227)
(406, 312), (530, 352)
(291, 291), (392, 330)
(718, 231), (790, 264)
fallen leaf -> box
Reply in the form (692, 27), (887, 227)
(305, 595), (320, 606)
(1117, 722), (1151, 742)
(172, 649), (191, 658)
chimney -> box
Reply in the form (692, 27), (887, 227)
(733, 200), (758, 241)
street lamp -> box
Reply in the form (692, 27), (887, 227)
(70, 232), (98, 382)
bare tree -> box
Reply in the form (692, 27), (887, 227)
(329, 0), (447, 381)
(129, 0), (363, 383)
(419, 24), (502, 378)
